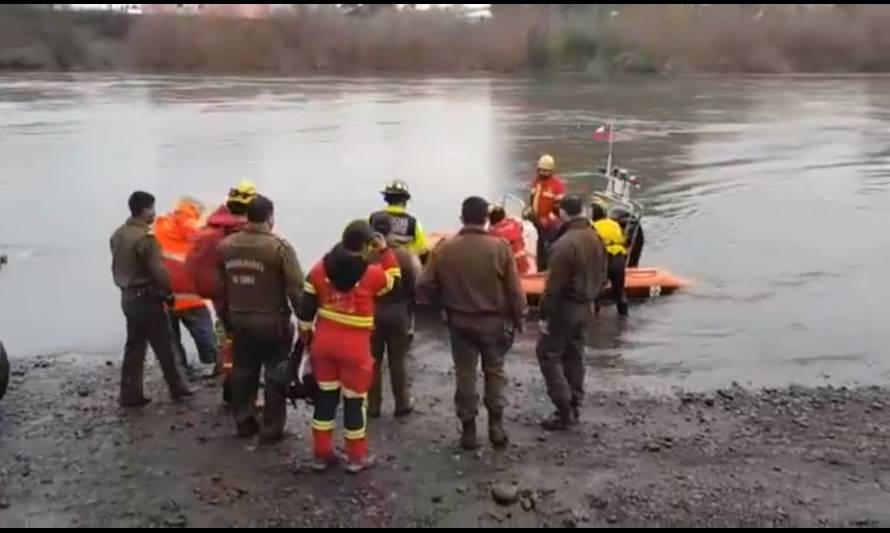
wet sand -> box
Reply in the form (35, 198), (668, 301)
(2, 348), (890, 528)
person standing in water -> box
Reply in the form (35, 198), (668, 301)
(526, 154), (566, 272)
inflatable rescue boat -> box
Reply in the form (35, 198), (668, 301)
(424, 132), (691, 305)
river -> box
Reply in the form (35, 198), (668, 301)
(1, 73), (889, 390)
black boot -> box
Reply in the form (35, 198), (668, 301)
(540, 408), (577, 431)
(461, 419), (479, 451)
(236, 417), (260, 438)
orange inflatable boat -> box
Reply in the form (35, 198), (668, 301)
(426, 232), (690, 304)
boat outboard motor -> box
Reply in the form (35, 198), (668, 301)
(0, 342), (8, 400)
(0, 255), (7, 399)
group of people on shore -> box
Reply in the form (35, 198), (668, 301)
(109, 155), (637, 474)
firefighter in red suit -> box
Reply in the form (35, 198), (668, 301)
(298, 220), (400, 474)
(488, 205), (531, 275)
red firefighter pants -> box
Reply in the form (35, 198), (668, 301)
(310, 324), (374, 464)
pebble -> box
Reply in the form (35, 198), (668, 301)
(0, 499), (9, 510)
(520, 494), (536, 511)
(491, 483), (520, 506)
(164, 515), (187, 527)
(645, 442), (662, 453)
(607, 514), (618, 524)
(431, 495), (444, 504)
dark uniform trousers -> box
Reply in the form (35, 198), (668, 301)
(607, 254), (629, 316)
(449, 314), (510, 422)
(369, 304), (412, 414)
(120, 291), (190, 403)
(231, 315), (292, 435)
(536, 301), (591, 413)
(535, 224), (560, 273)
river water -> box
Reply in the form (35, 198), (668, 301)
(1, 73), (889, 389)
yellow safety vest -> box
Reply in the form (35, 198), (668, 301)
(593, 219), (627, 256)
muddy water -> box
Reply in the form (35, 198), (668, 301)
(1, 73), (889, 389)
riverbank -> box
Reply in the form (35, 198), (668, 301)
(5, 6), (890, 75)
(2, 350), (889, 527)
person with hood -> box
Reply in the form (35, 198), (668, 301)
(155, 197), (217, 373)
(298, 220), (399, 474)
(367, 213), (416, 419)
(216, 195), (303, 444)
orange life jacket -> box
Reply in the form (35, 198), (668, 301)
(154, 200), (205, 311)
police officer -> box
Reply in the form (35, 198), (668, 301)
(371, 180), (430, 261)
(418, 196), (527, 450)
(216, 195), (304, 443)
(368, 213), (416, 419)
(536, 195), (607, 430)
(110, 191), (193, 407)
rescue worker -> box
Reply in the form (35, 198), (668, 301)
(110, 191), (193, 407)
(190, 180), (258, 300)
(368, 213), (416, 419)
(208, 180), (256, 233)
(536, 195), (606, 430)
(525, 154), (566, 272)
(488, 205), (531, 275)
(298, 220), (399, 473)
(187, 181), (257, 381)
(612, 207), (645, 268)
(371, 180), (430, 261)
(155, 197), (218, 373)
(591, 201), (629, 317)
(216, 195), (303, 443)
(417, 197), (527, 451)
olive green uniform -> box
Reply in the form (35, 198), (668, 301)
(110, 217), (191, 405)
(217, 223), (303, 439)
(418, 226), (526, 444)
(536, 217), (607, 419)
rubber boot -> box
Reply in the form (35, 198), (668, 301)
(460, 419), (479, 451)
(236, 416), (260, 438)
(540, 406), (577, 431)
(489, 412), (509, 450)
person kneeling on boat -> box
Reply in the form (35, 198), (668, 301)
(591, 201), (628, 317)
(488, 205), (531, 275)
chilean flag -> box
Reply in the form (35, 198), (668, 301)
(593, 124), (613, 142)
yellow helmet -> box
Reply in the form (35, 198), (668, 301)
(537, 154), (556, 171)
(227, 180), (257, 205)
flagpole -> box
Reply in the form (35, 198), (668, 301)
(606, 120), (615, 177)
